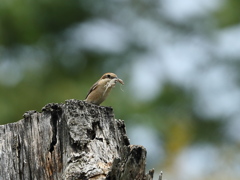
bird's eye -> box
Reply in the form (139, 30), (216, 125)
(107, 74), (111, 78)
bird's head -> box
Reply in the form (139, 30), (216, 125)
(100, 73), (124, 85)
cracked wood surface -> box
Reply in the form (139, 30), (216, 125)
(0, 99), (154, 180)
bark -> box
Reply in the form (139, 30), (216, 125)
(0, 99), (154, 180)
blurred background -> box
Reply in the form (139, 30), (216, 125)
(0, 0), (240, 179)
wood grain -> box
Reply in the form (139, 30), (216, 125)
(0, 99), (154, 180)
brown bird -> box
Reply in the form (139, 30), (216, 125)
(85, 72), (124, 105)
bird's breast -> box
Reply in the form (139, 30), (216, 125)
(86, 83), (113, 105)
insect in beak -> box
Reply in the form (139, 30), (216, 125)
(115, 77), (124, 85)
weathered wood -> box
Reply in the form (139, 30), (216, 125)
(0, 99), (154, 180)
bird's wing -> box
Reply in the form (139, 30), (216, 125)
(85, 81), (99, 99)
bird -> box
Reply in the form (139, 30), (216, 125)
(84, 72), (124, 105)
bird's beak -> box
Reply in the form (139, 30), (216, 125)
(115, 77), (124, 85)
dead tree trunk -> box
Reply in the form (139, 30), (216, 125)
(0, 99), (155, 180)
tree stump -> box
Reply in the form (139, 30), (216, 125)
(0, 99), (155, 180)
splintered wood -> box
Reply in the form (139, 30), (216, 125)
(0, 99), (155, 180)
